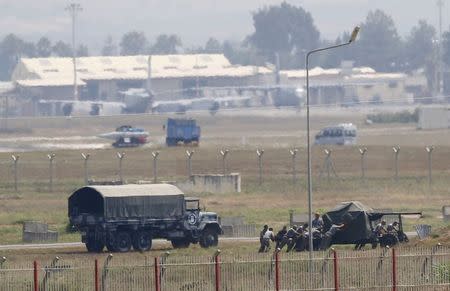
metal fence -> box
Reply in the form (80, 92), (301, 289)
(0, 246), (449, 290)
(1, 146), (449, 192)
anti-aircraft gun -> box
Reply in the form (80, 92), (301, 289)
(320, 201), (422, 249)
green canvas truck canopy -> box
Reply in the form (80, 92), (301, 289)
(69, 184), (185, 219)
(322, 201), (383, 243)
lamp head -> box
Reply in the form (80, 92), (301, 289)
(349, 26), (360, 43)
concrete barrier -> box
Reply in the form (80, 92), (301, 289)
(177, 173), (241, 193)
(22, 221), (58, 243)
(443, 206), (450, 221)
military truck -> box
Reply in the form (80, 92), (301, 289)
(165, 118), (201, 146)
(68, 184), (222, 253)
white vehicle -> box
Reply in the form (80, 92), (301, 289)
(314, 123), (357, 145)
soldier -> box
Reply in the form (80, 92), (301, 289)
(262, 227), (275, 252)
(312, 212), (324, 230)
(282, 225), (300, 252)
(275, 226), (287, 250)
(374, 220), (387, 237)
(258, 225), (268, 253)
(319, 223), (345, 250)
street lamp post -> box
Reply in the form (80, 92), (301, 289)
(306, 26), (360, 262)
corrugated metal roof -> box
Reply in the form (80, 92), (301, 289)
(16, 78), (86, 87)
(281, 66), (378, 79)
(87, 184), (184, 197)
(13, 54), (272, 87)
(0, 81), (15, 94)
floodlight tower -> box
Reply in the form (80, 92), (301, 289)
(66, 3), (82, 101)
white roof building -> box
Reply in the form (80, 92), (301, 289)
(12, 54), (272, 88)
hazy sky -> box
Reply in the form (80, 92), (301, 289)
(0, 0), (448, 53)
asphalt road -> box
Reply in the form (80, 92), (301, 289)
(0, 233), (417, 251)
(0, 237), (259, 251)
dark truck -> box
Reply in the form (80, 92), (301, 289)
(68, 184), (222, 253)
(165, 118), (201, 146)
(320, 201), (422, 249)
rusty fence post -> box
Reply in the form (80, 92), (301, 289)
(275, 249), (280, 291)
(333, 249), (339, 291)
(154, 257), (160, 291)
(33, 260), (38, 291)
(214, 250), (221, 291)
(94, 259), (99, 291)
(392, 248), (397, 291)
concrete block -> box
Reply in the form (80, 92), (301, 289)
(443, 206), (450, 221)
(23, 221), (48, 233)
(22, 221), (58, 243)
(220, 216), (245, 226)
(177, 173), (241, 193)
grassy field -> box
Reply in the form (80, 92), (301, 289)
(0, 109), (449, 257)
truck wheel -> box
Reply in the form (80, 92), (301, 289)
(86, 238), (104, 253)
(115, 231), (132, 252)
(132, 231), (152, 252)
(200, 229), (218, 248)
(171, 239), (190, 249)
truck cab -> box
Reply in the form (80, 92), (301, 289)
(182, 198), (221, 248)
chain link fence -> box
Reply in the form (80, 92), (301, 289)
(0, 246), (449, 290)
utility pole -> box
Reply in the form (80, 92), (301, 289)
(66, 3), (82, 101)
(437, 0), (444, 98)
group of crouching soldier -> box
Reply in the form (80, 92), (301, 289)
(258, 213), (407, 252)
(259, 213), (330, 253)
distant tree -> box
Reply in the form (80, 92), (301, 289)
(77, 44), (89, 57)
(248, 2), (320, 69)
(405, 20), (436, 71)
(120, 31), (148, 55)
(150, 34), (182, 54)
(52, 41), (72, 57)
(442, 28), (450, 67)
(0, 34), (35, 80)
(101, 35), (117, 56)
(354, 10), (403, 72)
(204, 38), (222, 53)
(36, 37), (52, 57)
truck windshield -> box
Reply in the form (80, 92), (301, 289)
(186, 200), (199, 210)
